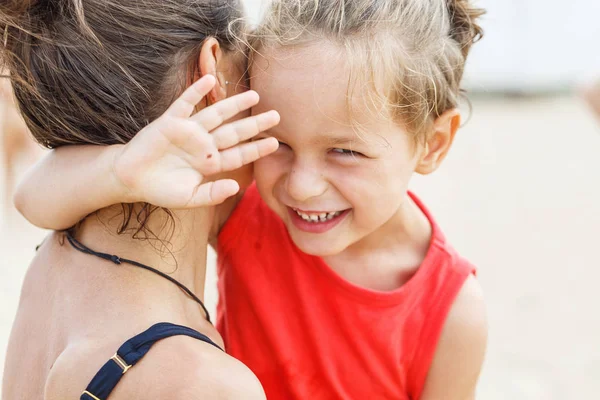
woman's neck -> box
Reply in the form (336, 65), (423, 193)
(75, 204), (215, 309)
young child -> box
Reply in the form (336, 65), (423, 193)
(15, 0), (488, 398)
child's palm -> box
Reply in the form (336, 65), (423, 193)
(113, 76), (279, 209)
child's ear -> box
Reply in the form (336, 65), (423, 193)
(196, 38), (227, 103)
(415, 108), (461, 175)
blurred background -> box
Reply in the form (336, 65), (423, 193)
(1, 1), (599, 399)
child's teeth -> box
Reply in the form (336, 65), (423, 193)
(294, 209), (344, 223)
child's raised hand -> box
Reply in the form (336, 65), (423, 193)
(113, 75), (279, 209)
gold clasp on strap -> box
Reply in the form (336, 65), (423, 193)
(111, 353), (132, 374)
(80, 353), (131, 399)
(81, 390), (102, 400)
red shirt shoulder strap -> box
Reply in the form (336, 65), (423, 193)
(407, 247), (476, 399)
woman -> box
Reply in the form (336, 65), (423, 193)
(1, 0), (279, 398)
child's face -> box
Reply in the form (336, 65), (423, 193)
(250, 42), (423, 257)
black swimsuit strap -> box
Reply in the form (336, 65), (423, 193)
(80, 322), (223, 400)
(65, 232), (212, 324)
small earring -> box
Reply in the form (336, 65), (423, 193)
(225, 81), (230, 86)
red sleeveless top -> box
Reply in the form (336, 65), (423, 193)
(217, 184), (475, 399)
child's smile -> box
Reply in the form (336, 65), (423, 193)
(288, 207), (350, 234)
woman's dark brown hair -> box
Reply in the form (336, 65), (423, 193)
(0, 0), (245, 236)
(1, 0), (244, 147)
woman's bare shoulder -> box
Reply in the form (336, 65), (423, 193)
(109, 334), (266, 400)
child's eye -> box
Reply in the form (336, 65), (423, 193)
(331, 148), (361, 156)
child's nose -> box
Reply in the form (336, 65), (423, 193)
(285, 166), (328, 203)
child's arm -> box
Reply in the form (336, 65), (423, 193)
(419, 276), (488, 400)
(13, 75), (280, 230)
(14, 144), (126, 229)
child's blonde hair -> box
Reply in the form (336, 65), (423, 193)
(251, 0), (484, 139)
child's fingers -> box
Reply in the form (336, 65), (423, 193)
(211, 110), (280, 150)
(164, 75), (216, 118)
(217, 137), (279, 172)
(188, 179), (240, 207)
(191, 90), (260, 132)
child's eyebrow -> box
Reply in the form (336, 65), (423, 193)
(317, 135), (360, 147)
(267, 128), (367, 148)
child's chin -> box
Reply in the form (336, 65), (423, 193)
(291, 234), (346, 257)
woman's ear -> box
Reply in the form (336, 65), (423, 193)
(415, 108), (461, 175)
(197, 38), (227, 103)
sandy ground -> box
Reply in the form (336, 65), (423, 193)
(1, 95), (599, 399)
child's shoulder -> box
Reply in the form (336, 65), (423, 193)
(416, 275), (487, 399)
(406, 192), (486, 399)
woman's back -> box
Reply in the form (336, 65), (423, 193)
(2, 232), (264, 400)
(3, 235), (66, 399)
